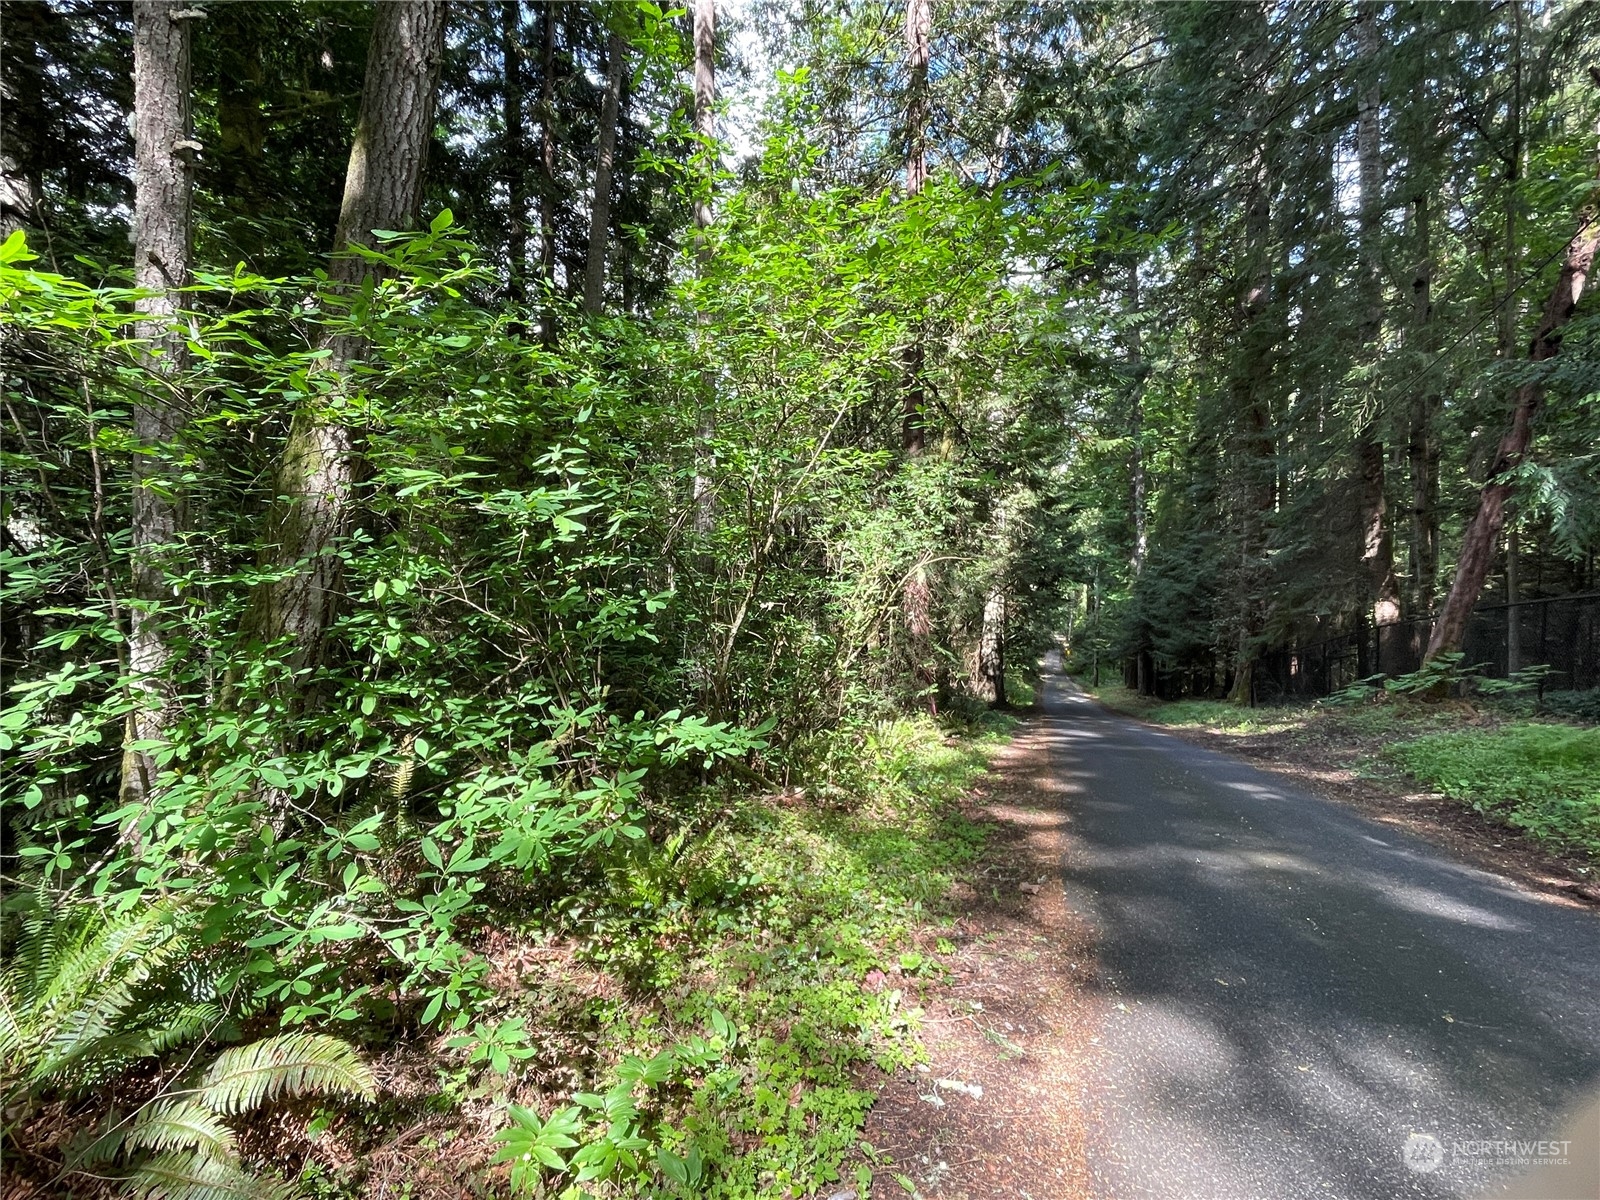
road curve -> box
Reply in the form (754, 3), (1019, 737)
(1039, 662), (1600, 1199)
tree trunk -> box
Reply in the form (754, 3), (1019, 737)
(1125, 261), (1147, 573)
(538, 1), (558, 344)
(243, 0), (444, 675)
(1425, 190), (1598, 660)
(1353, 0), (1401, 632)
(980, 588), (1006, 706)
(124, 0), (198, 804)
(501, 1), (526, 305)
(582, 27), (626, 315)
(1505, 521), (1521, 674)
(1407, 193), (1441, 614)
(1226, 132), (1274, 706)
(691, 0), (716, 535)
(901, 0), (930, 456)
(0, 148), (36, 241)
(0, 2), (50, 242)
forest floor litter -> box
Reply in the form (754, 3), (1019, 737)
(859, 707), (1101, 1200)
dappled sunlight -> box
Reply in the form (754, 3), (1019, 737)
(1042, 661), (1600, 1200)
(1360, 878), (1529, 933)
(1223, 779), (1288, 800)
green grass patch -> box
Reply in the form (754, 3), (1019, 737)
(1073, 679), (1300, 733)
(1387, 724), (1600, 857)
(1003, 667), (1037, 708)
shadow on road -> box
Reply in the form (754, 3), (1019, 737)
(1038, 658), (1600, 1200)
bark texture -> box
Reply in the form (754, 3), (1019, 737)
(691, 0), (717, 534)
(900, 0), (931, 456)
(980, 588), (1006, 707)
(1353, 0), (1401, 631)
(582, 28), (626, 316)
(1406, 193), (1441, 614)
(1126, 263), (1147, 576)
(244, 0), (444, 674)
(1226, 132), (1274, 706)
(0, 2), (49, 239)
(125, 0), (197, 803)
(1425, 196), (1598, 660)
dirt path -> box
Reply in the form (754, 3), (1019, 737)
(862, 705), (1101, 1200)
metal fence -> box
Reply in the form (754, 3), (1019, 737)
(1251, 592), (1600, 702)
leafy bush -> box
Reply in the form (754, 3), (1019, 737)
(1388, 725), (1600, 855)
(470, 714), (1001, 1199)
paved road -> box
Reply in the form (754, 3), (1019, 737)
(1039, 663), (1600, 1199)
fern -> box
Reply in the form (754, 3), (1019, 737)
(124, 1151), (298, 1200)
(196, 1033), (376, 1115)
(122, 1100), (238, 1160)
(3, 895), (376, 1200)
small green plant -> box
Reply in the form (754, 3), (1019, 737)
(1475, 664), (1556, 699)
(493, 1046), (692, 1195)
(1384, 652), (1477, 696)
(1388, 724), (1600, 855)
(1323, 675), (1388, 707)
(0, 893), (375, 1199)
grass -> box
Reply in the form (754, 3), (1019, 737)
(1386, 725), (1600, 856)
(1081, 681), (1300, 734)
(1002, 667), (1037, 708)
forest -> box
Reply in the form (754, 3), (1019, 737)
(1, 0), (1597, 1197)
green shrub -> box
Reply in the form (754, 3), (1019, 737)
(1388, 725), (1600, 856)
(485, 714), (1001, 1199)
(1541, 689), (1600, 724)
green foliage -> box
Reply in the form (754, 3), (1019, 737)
(1388, 726), (1600, 856)
(0, 894), (222, 1108)
(1541, 690), (1600, 724)
(0, 894), (372, 1199)
(470, 714), (1000, 1199)
(1383, 653), (1474, 696)
(3, 98), (1046, 1183)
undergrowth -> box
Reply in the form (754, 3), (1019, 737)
(1386, 725), (1600, 857)
(1078, 682), (1298, 733)
(307, 712), (1012, 1199)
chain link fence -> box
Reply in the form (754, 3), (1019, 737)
(1249, 592), (1600, 702)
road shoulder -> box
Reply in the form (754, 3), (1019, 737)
(861, 705), (1100, 1200)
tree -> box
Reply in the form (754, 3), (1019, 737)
(538, 1), (559, 340)
(691, 0), (716, 535)
(502, 0), (527, 304)
(582, 23), (627, 315)
(243, 0), (445, 676)
(1352, 0), (1401, 633)
(124, 0), (199, 803)
(1425, 183), (1599, 660)
(900, 0), (930, 456)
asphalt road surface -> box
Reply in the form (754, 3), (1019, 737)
(1041, 662), (1600, 1199)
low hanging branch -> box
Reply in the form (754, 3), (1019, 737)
(1425, 184), (1598, 662)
